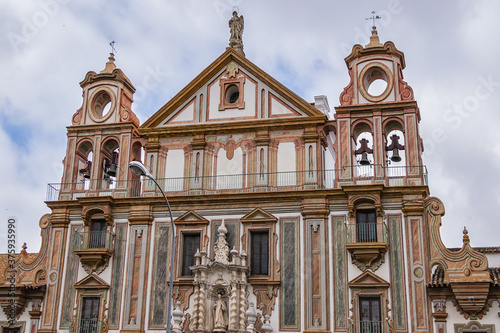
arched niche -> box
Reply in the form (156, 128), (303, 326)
(76, 139), (94, 184)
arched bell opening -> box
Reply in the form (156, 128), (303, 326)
(385, 130), (405, 165)
(100, 138), (120, 189)
(352, 122), (374, 178)
(128, 141), (144, 197)
(76, 140), (94, 189)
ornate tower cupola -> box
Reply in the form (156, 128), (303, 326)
(335, 25), (424, 182)
(72, 53), (139, 126)
(59, 53), (142, 200)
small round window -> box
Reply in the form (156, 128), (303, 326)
(93, 92), (112, 118)
(225, 84), (240, 104)
(359, 63), (394, 102)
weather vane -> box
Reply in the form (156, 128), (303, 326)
(109, 41), (117, 54)
(366, 11), (381, 28)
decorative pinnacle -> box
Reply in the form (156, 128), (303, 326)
(228, 10), (245, 56)
(100, 53), (117, 74)
(463, 226), (470, 244)
(365, 26), (383, 48)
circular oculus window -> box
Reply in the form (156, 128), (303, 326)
(89, 89), (115, 122)
(358, 63), (393, 102)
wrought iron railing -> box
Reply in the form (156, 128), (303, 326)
(70, 318), (105, 333)
(46, 165), (427, 201)
(74, 231), (115, 251)
(348, 320), (391, 333)
(346, 223), (387, 244)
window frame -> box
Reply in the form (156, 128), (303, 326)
(250, 229), (270, 276)
(181, 232), (201, 276)
(240, 208), (279, 284)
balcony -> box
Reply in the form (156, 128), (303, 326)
(345, 223), (388, 270)
(70, 318), (106, 333)
(348, 320), (392, 333)
(46, 165), (427, 201)
(74, 231), (115, 274)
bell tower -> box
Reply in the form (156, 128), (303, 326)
(335, 27), (424, 182)
(59, 53), (142, 199)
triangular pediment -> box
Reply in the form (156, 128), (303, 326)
(348, 270), (389, 288)
(241, 208), (277, 223)
(141, 48), (326, 130)
(75, 274), (110, 290)
(175, 211), (209, 225)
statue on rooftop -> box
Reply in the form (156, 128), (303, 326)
(229, 11), (244, 54)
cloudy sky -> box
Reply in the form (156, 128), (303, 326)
(1, 0), (499, 252)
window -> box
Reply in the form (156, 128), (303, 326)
(3, 328), (20, 333)
(182, 233), (200, 276)
(89, 220), (106, 248)
(80, 296), (100, 333)
(356, 210), (377, 242)
(250, 230), (269, 275)
(358, 296), (381, 333)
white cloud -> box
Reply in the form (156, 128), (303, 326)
(1, 0), (500, 252)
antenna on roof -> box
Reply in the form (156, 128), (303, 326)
(109, 41), (117, 54)
(366, 11), (381, 28)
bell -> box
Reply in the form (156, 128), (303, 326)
(390, 147), (402, 162)
(359, 152), (370, 165)
(107, 163), (117, 177)
(81, 161), (92, 179)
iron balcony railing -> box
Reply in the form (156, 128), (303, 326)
(346, 223), (388, 244)
(348, 320), (391, 333)
(46, 165), (427, 201)
(70, 318), (104, 333)
(74, 231), (115, 251)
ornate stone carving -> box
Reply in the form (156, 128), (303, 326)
(339, 68), (354, 105)
(72, 106), (83, 125)
(190, 227), (250, 332)
(228, 11), (244, 54)
(252, 285), (279, 316)
(214, 221), (230, 265)
(426, 197), (491, 319)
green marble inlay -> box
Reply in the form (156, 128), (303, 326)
(281, 218), (298, 328)
(333, 217), (347, 329)
(109, 224), (127, 328)
(388, 216), (406, 330)
(60, 226), (79, 328)
(150, 224), (171, 327)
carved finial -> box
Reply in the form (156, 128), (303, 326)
(365, 26), (383, 48)
(100, 53), (117, 74)
(228, 10), (245, 56)
(463, 226), (470, 244)
(21, 242), (28, 254)
(214, 222), (230, 264)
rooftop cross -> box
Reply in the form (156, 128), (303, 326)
(366, 11), (381, 28)
(109, 40), (117, 54)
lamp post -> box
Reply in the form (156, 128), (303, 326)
(129, 161), (175, 333)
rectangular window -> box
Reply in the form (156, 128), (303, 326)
(182, 233), (200, 276)
(89, 220), (107, 248)
(358, 296), (381, 333)
(3, 328), (21, 333)
(356, 210), (377, 242)
(251, 230), (269, 275)
(80, 296), (100, 333)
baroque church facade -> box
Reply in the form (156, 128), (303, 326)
(1, 12), (500, 333)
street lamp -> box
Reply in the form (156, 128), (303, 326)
(129, 161), (175, 333)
